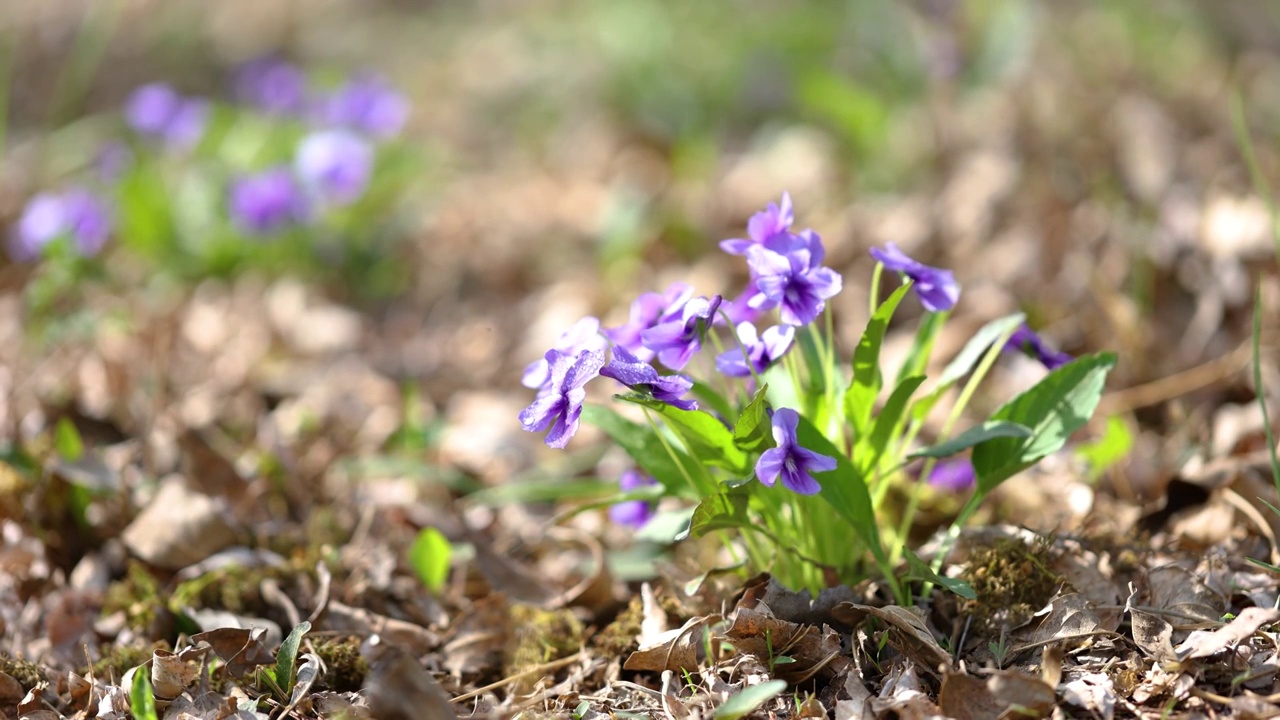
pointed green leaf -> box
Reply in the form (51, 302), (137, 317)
(129, 665), (159, 720)
(714, 680), (788, 719)
(903, 548), (976, 599)
(732, 385), (772, 454)
(910, 421), (1033, 459)
(407, 527), (452, 593)
(54, 418), (84, 461)
(675, 491), (751, 541)
(794, 415), (886, 566)
(846, 284), (911, 436)
(619, 396), (748, 474)
(936, 313), (1025, 389)
(274, 621), (311, 696)
(894, 310), (946, 387)
(582, 404), (699, 497)
(691, 380), (735, 423)
(860, 375), (927, 472)
(972, 353), (1117, 494)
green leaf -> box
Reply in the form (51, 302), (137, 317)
(935, 313), (1025, 390)
(274, 620), (311, 696)
(859, 375), (927, 472)
(845, 284), (911, 436)
(910, 421), (1033, 459)
(794, 415), (886, 566)
(691, 380), (735, 422)
(407, 528), (452, 593)
(582, 404), (698, 497)
(634, 506), (696, 543)
(674, 491), (751, 541)
(894, 310), (946, 388)
(732, 385), (772, 454)
(902, 548), (976, 599)
(54, 418), (84, 461)
(619, 396), (749, 474)
(714, 679), (788, 719)
(971, 353), (1117, 495)
(129, 665), (159, 720)
(1074, 415), (1133, 481)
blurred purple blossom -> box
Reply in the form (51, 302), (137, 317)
(640, 294), (722, 370)
(927, 457), (976, 492)
(869, 243), (959, 312)
(716, 322), (795, 378)
(601, 346), (697, 411)
(124, 83), (209, 150)
(228, 168), (308, 235)
(609, 470), (658, 529)
(604, 283), (694, 363)
(755, 408), (835, 495)
(721, 287), (764, 326)
(95, 142), (133, 181)
(746, 230), (842, 326)
(235, 56), (309, 115)
(9, 189), (112, 261)
(295, 129), (374, 207)
(522, 317), (609, 390)
(518, 348), (605, 449)
(1005, 324), (1072, 370)
(321, 73), (409, 138)
(721, 192), (794, 256)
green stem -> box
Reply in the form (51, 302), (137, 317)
(869, 262), (884, 319)
(642, 408), (708, 497)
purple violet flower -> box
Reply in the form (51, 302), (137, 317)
(295, 129), (374, 207)
(604, 283), (695, 362)
(927, 457), (976, 492)
(721, 192), (794, 256)
(522, 317), (609, 390)
(1005, 324), (1072, 370)
(755, 408), (835, 495)
(745, 231), (842, 327)
(869, 243), (960, 312)
(8, 189), (112, 261)
(96, 142), (133, 181)
(722, 287), (764, 326)
(609, 470), (658, 529)
(716, 322), (795, 378)
(518, 348), (605, 449)
(601, 346), (697, 411)
(322, 73), (409, 138)
(236, 56), (309, 115)
(640, 294), (722, 371)
(124, 83), (209, 150)
(228, 168), (308, 236)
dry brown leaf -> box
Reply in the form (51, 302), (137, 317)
(869, 662), (940, 719)
(189, 627), (276, 678)
(1175, 606), (1280, 661)
(152, 648), (200, 702)
(623, 615), (718, 674)
(1060, 671), (1116, 720)
(361, 637), (457, 720)
(0, 672), (22, 705)
(834, 668), (874, 720)
(465, 527), (558, 606)
(833, 603), (950, 674)
(1018, 593), (1108, 648)
(1129, 608), (1177, 662)
(1146, 566), (1223, 624)
(121, 476), (238, 571)
(938, 670), (1055, 720)
(724, 603), (849, 681)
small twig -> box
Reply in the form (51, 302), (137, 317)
(1098, 341), (1255, 415)
(449, 652), (583, 704)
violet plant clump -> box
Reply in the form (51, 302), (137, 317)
(6, 55), (418, 297)
(518, 192), (1115, 597)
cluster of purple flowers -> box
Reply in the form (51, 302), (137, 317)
(520, 192), (1077, 513)
(224, 57), (406, 236)
(8, 189), (112, 262)
(5, 57), (409, 262)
